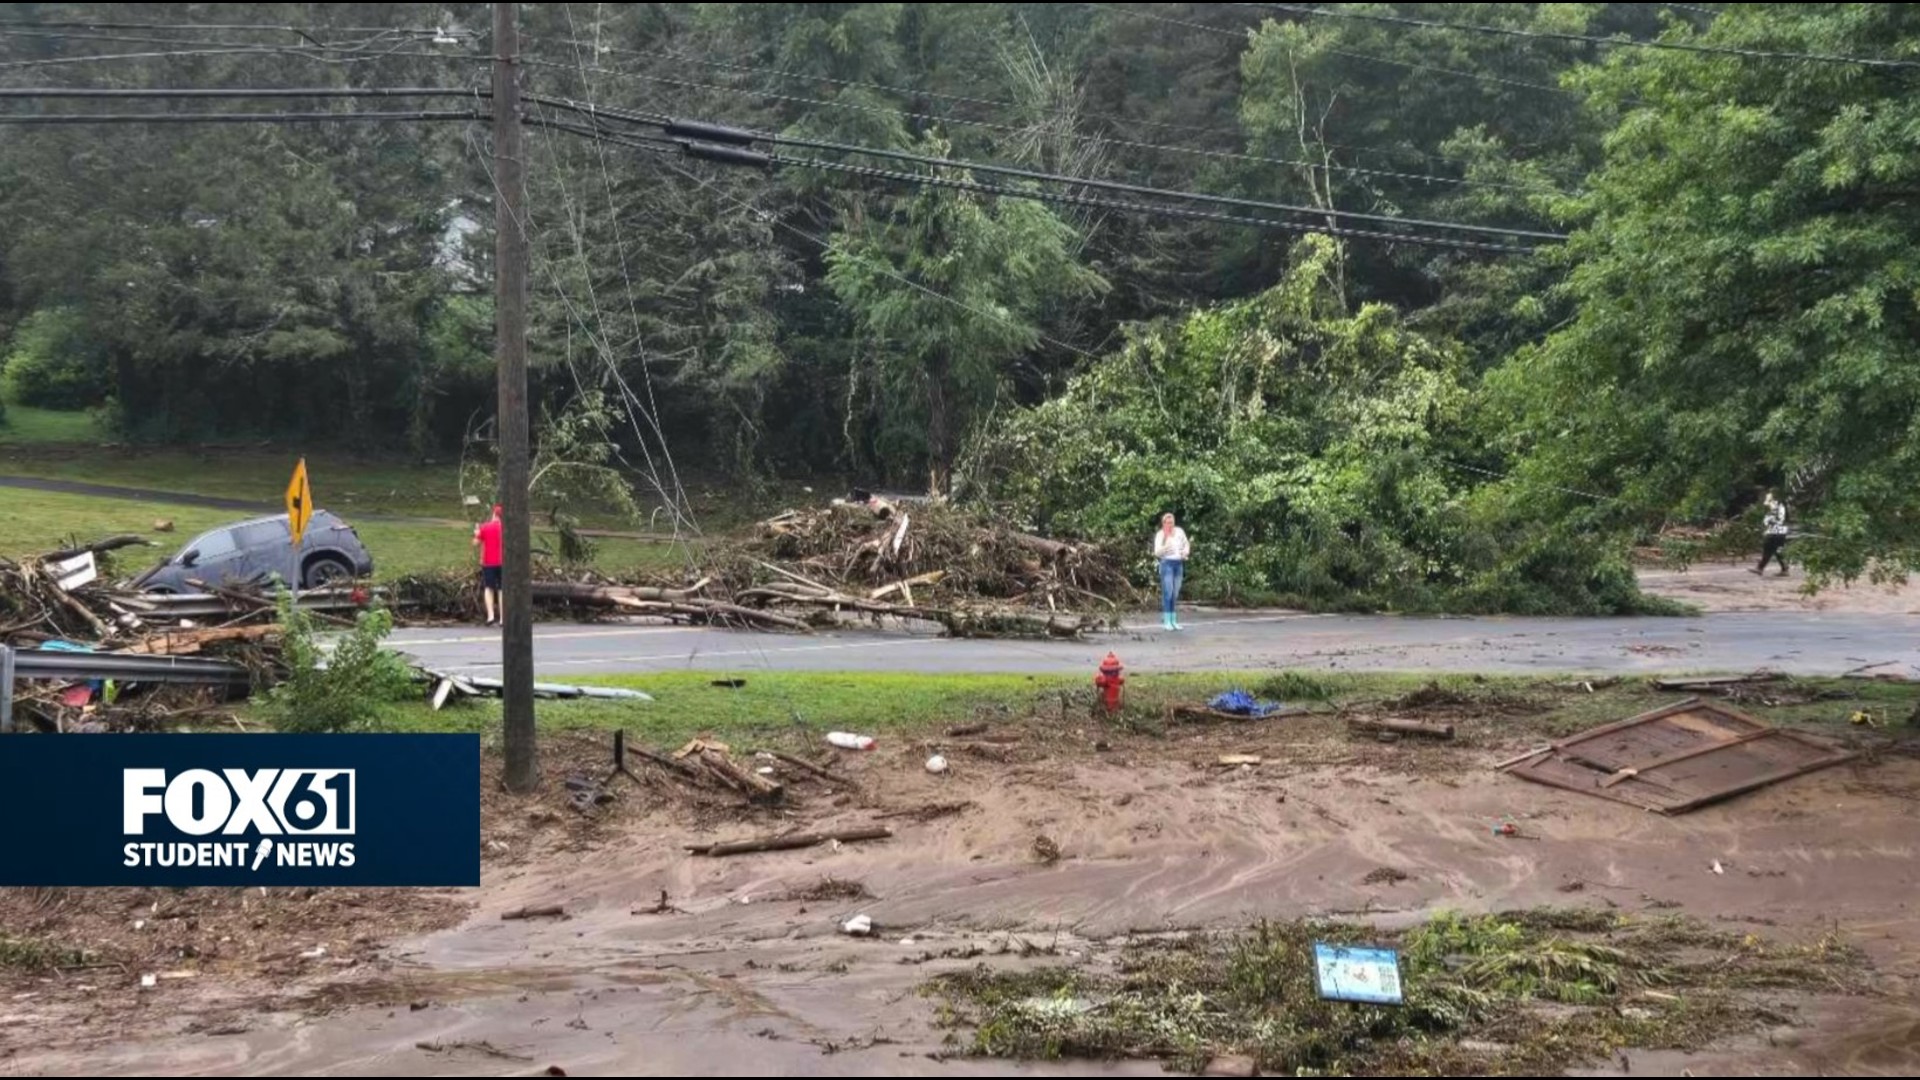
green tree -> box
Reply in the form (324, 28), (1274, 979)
(1498, 2), (1920, 579)
(825, 144), (1106, 493)
(983, 235), (1653, 614)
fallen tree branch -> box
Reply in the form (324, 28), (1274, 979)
(45, 534), (154, 561)
(685, 827), (892, 857)
(1349, 717), (1456, 740)
(751, 749), (846, 786)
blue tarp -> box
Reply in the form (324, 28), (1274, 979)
(1208, 689), (1284, 717)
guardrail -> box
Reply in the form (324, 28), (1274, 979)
(1, 644), (251, 733)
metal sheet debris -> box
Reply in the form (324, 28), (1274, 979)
(1500, 697), (1854, 814)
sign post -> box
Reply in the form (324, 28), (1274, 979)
(285, 458), (312, 596)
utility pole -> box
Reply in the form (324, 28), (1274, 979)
(493, 1), (537, 793)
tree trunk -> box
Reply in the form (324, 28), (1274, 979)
(926, 350), (953, 496)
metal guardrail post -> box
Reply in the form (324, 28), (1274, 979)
(1, 644), (15, 734)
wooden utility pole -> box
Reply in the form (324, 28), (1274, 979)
(493, 0), (537, 793)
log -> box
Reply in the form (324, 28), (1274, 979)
(999, 530), (1077, 560)
(627, 744), (704, 782)
(119, 624), (279, 655)
(870, 571), (946, 601)
(751, 749), (845, 786)
(1349, 716), (1455, 740)
(748, 558), (838, 595)
(685, 827), (892, 858)
(35, 564), (112, 640)
(500, 905), (567, 921)
(601, 593), (812, 631)
(44, 534), (155, 561)
(690, 749), (784, 803)
(531, 581), (699, 605)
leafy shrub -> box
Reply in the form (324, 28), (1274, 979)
(0, 307), (110, 410)
(264, 591), (417, 733)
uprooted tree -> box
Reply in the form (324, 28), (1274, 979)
(977, 236), (1656, 615)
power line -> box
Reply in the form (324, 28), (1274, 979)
(764, 126), (1565, 240)
(769, 153), (1536, 254)
(1240, 3), (1920, 71)
(538, 96), (1565, 241)
(0, 86), (485, 101)
(0, 109), (483, 126)
(523, 37), (1567, 195)
(0, 25), (485, 69)
(0, 19), (473, 38)
(534, 110), (1535, 253)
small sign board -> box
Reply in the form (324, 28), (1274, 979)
(285, 458), (313, 546)
(1312, 943), (1403, 1005)
(51, 551), (98, 591)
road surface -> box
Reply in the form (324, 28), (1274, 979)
(387, 609), (1920, 678)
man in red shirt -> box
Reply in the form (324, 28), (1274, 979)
(473, 504), (504, 626)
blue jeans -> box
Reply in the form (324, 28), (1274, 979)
(1159, 559), (1185, 616)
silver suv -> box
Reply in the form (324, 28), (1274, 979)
(133, 510), (374, 593)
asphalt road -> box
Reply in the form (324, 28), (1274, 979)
(387, 609), (1920, 679)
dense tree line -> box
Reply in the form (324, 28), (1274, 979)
(3, 4), (1916, 602)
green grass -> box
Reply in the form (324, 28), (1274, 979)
(0, 401), (100, 444)
(357, 670), (1920, 750)
(928, 908), (1868, 1075)
(372, 671), (1132, 749)
(0, 438), (800, 527)
(0, 486), (689, 579)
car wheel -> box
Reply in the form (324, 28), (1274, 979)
(304, 557), (353, 589)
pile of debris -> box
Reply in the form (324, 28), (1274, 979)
(402, 500), (1133, 638)
(579, 729), (855, 814)
(1, 543), (382, 732)
(754, 500), (1131, 608)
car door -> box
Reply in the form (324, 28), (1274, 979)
(178, 526), (242, 587)
(230, 519), (293, 586)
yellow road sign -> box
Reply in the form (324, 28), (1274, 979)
(285, 458), (313, 546)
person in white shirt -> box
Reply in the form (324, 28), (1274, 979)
(1753, 491), (1791, 576)
(1152, 512), (1191, 630)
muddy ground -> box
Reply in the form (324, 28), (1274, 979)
(1639, 557), (1920, 616)
(3, 690), (1920, 1077)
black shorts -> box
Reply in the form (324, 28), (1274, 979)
(481, 565), (503, 590)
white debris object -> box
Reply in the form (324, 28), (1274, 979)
(139, 973), (157, 989)
(300, 946), (328, 960)
(828, 732), (876, 751)
(925, 754), (949, 774)
(842, 914), (874, 937)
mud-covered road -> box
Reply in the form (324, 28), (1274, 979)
(6, 701), (1918, 1077)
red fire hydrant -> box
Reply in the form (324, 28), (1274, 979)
(1094, 652), (1126, 714)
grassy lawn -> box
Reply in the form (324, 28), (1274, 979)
(0, 486), (689, 578)
(362, 670), (1920, 753)
(0, 422), (796, 528)
(0, 401), (101, 444)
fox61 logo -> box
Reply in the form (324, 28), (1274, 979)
(122, 768), (358, 871)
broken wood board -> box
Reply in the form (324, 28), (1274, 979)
(1651, 673), (1783, 693)
(1500, 697), (1855, 814)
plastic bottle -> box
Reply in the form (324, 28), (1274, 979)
(828, 732), (876, 751)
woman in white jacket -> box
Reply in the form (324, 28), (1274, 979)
(1152, 512), (1191, 630)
